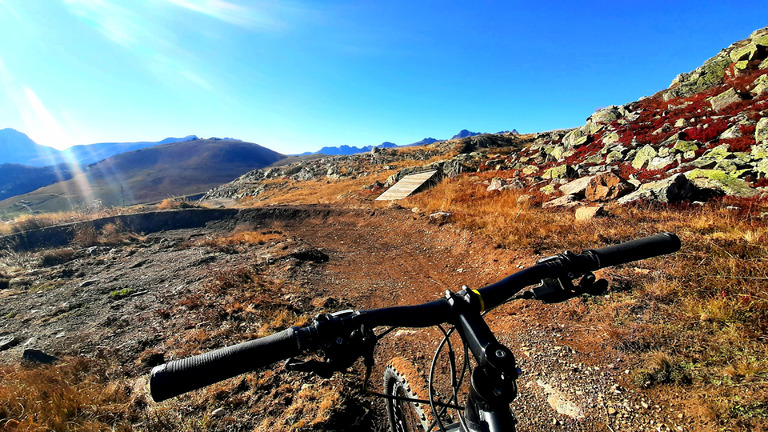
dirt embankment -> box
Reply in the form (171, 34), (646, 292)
(0, 205), (692, 431)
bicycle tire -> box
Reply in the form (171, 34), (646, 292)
(384, 357), (434, 432)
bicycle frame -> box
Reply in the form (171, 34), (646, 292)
(406, 289), (519, 432)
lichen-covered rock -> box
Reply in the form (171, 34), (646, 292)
(708, 88), (745, 112)
(543, 164), (577, 179)
(562, 129), (587, 148)
(588, 106), (622, 124)
(756, 117), (768, 143)
(602, 132), (620, 145)
(632, 145), (657, 169)
(617, 174), (698, 204)
(701, 144), (733, 161)
(487, 177), (503, 191)
(664, 53), (731, 100)
(720, 125), (743, 139)
(606, 150), (624, 164)
(522, 165), (539, 176)
(686, 169), (758, 197)
(752, 142), (768, 159)
(585, 172), (635, 201)
(756, 157), (768, 178)
(648, 156), (674, 170)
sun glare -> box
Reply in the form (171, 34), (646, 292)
(23, 87), (74, 151)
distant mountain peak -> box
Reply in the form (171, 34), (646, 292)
(451, 129), (481, 140)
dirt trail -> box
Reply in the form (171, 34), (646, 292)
(242, 207), (686, 431)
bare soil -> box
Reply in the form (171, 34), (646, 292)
(0, 205), (691, 431)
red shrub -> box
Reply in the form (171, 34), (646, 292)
(564, 138), (605, 165)
(725, 68), (768, 93)
(739, 124), (756, 135)
(683, 118), (730, 142)
(720, 137), (755, 153)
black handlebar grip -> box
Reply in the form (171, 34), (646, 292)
(150, 327), (300, 402)
(584, 232), (681, 269)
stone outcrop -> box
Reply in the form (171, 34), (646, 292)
(585, 173), (635, 202)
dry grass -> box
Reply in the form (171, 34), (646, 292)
(156, 198), (201, 210)
(0, 358), (135, 431)
(0, 212), (83, 235)
(73, 222), (144, 247)
(194, 230), (282, 253)
(0, 206), (149, 236)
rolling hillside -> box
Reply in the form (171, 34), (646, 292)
(0, 139), (284, 214)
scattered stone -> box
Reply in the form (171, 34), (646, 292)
(756, 117), (768, 143)
(631, 145), (657, 169)
(543, 194), (580, 208)
(585, 172), (635, 201)
(211, 408), (226, 418)
(0, 335), (19, 351)
(559, 176), (594, 197)
(543, 164), (577, 180)
(687, 169), (758, 197)
(588, 105), (623, 124)
(22, 349), (59, 364)
(428, 212), (452, 225)
(288, 248), (329, 263)
(487, 177), (504, 191)
(575, 206), (607, 221)
(310, 297), (338, 309)
(617, 174), (698, 204)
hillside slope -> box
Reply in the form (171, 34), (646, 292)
(0, 139), (284, 213)
(0, 164), (76, 202)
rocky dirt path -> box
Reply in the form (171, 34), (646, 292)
(250, 207), (688, 431)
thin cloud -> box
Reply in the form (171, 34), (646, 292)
(63, 0), (217, 93)
(165, 0), (288, 31)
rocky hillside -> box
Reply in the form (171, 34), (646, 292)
(206, 27), (768, 208)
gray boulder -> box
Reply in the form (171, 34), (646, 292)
(617, 174), (699, 204)
(708, 88), (745, 112)
(756, 117), (768, 143)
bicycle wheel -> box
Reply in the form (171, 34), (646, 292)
(384, 357), (434, 432)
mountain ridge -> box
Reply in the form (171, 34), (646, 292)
(0, 139), (285, 214)
(0, 129), (199, 167)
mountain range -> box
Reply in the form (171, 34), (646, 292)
(298, 130), (491, 156)
(0, 128), (199, 167)
(0, 138), (284, 214)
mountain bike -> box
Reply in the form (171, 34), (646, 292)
(150, 232), (681, 431)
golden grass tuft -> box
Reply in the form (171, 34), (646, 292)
(0, 358), (134, 431)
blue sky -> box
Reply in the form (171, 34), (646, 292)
(0, 1), (765, 154)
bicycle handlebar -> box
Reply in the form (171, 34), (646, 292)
(150, 328), (300, 402)
(150, 232), (680, 402)
(583, 232), (681, 269)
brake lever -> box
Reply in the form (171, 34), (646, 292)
(521, 272), (608, 303)
(285, 311), (376, 379)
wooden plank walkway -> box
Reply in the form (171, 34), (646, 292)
(375, 170), (439, 201)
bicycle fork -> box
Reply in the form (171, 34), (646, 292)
(448, 289), (519, 432)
